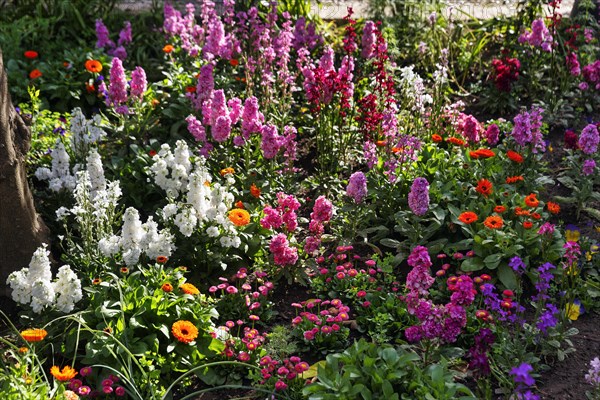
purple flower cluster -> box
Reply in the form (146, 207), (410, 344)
(519, 18), (553, 52)
(583, 61), (600, 89)
(108, 58), (128, 108)
(292, 17), (322, 51)
(509, 256), (526, 275)
(346, 171), (367, 203)
(485, 123), (500, 146)
(130, 66), (147, 100)
(261, 124), (283, 159)
(95, 19), (132, 60)
(532, 262), (555, 302)
(456, 113), (482, 144)
(510, 363), (539, 400)
(563, 241), (581, 269)
(537, 222), (555, 236)
(536, 303), (559, 334)
(585, 357), (600, 387)
(361, 21), (376, 59)
(408, 177), (430, 217)
(511, 106), (545, 153)
(566, 52), (581, 76)
(481, 283), (525, 325)
(578, 123), (599, 154)
(468, 328), (495, 379)
(583, 159), (597, 175)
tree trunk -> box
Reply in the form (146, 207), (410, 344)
(0, 47), (49, 296)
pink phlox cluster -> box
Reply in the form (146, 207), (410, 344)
(304, 196), (333, 255)
(566, 52), (581, 76)
(583, 61), (600, 89)
(407, 177), (430, 217)
(260, 124), (284, 159)
(241, 96), (264, 141)
(519, 18), (553, 52)
(578, 123), (599, 154)
(260, 192), (300, 232)
(485, 124), (500, 146)
(361, 21), (377, 59)
(454, 113), (482, 144)
(130, 66), (147, 100)
(269, 233), (298, 266)
(346, 171), (368, 203)
(107, 58), (128, 109)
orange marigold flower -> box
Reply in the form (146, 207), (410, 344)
(494, 205), (507, 213)
(162, 282), (173, 292)
(220, 167), (235, 176)
(84, 59), (103, 73)
(21, 328), (48, 342)
(172, 320), (199, 344)
(24, 50), (38, 59)
(156, 256), (168, 264)
(524, 193), (539, 208)
(484, 215), (504, 229)
(506, 150), (524, 163)
(506, 175), (524, 184)
(523, 221), (533, 229)
(163, 44), (174, 53)
(476, 179), (493, 197)
(431, 134), (443, 143)
(458, 211), (478, 224)
(547, 201), (560, 214)
(180, 283), (200, 295)
(447, 137), (465, 146)
(50, 365), (78, 382)
(29, 69), (42, 79)
(229, 208), (250, 226)
(250, 183), (261, 198)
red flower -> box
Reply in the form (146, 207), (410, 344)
(29, 69), (42, 79)
(476, 179), (493, 197)
(24, 50), (38, 59)
(507, 150), (524, 163)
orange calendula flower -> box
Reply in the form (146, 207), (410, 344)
(162, 283), (173, 293)
(523, 221), (533, 229)
(163, 44), (174, 53)
(447, 137), (465, 146)
(250, 183), (261, 198)
(156, 256), (168, 264)
(476, 179), (493, 197)
(470, 149), (495, 159)
(547, 201), (560, 214)
(24, 50), (38, 59)
(229, 209), (250, 226)
(524, 193), (539, 208)
(172, 320), (199, 344)
(506, 175), (524, 184)
(21, 328), (48, 342)
(494, 205), (507, 213)
(431, 134), (443, 143)
(29, 69), (42, 79)
(50, 365), (78, 382)
(180, 283), (200, 295)
(220, 167), (235, 176)
(484, 215), (504, 229)
(458, 211), (478, 224)
(84, 59), (103, 73)
(506, 150), (524, 163)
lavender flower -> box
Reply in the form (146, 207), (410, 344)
(130, 66), (147, 100)
(578, 123), (599, 154)
(346, 171), (367, 203)
(536, 303), (559, 334)
(108, 58), (128, 106)
(118, 21), (132, 46)
(510, 363), (535, 387)
(95, 19), (114, 49)
(585, 357), (600, 387)
(408, 177), (429, 216)
(533, 262), (555, 302)
(509, 256), (526, 275)
(583, 159), (596, 175)
(511, 106), (545, 153)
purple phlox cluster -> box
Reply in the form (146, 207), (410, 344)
(272, 13), (295, 86)
(130, 66), (147, 100)
(292, 17), (322, 51)
(448, 275), (476, 306)
(346, 171), (368, 203)
(408, 177), (430, 216)
(269, 233), (298, 266)
(519, 18), (553, 52)
(185, 115), (211, 156)
(361, 21), (376, 59)
(583, 159), (597, 175)
(203, 16), (230, 60)
(108, 58), (128, 107)
(189, 63), (214, 111)
(562, 241), (581, 269)
(468, 328), (495, 379)
(538, 222), (555, 236)
(582, 61), (600, 90)
(485, 123), (500, 146)
(260, 124), (284, 159)
(532, 262), (556, 302)
(585, 357), (600, 387)
(578, 123), (599, 154)
(304, 196), (333, 255)
(95, 19), (132, 60)
(511, 106), (546, 153)
(510, 363), (539, 400)
(536, 303), (559, 334)
(281, 126), (298, 170)
(455, 113), (482, 144)
(566, 52), (581, 76)
(241, 96), (264, 141)
(509, 256), (526, 275)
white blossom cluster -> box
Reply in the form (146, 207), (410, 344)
(149, 140), (240, 249)
(34, 139), (77, 192)
(398, 66), (433, 115)
(98, 207), (176, 266)
(6, 244), (83, 314)
(70, 107), (106, 159)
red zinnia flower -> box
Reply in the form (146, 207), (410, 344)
(458, 211), (478, 224)
(432, 134), (443, 143)
(506, 150), (524, 163)
(494, 205), (507, 213)
(29, 69), (42, 79)
(524, 193), (539, 208)
(24, 50), (38, 59)
(476, 179), (493, 197)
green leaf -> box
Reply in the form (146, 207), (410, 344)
(498, 263), (517, 289)
(483, 253), (502, 269)
(380, 238), (401, 249)
(461, 257), (485, 272)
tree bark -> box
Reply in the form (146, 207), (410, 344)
(0, 47), (49, 296)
